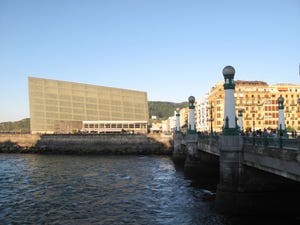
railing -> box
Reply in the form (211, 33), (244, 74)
(243, 136), (298, 149)
(198, 133), (219, 141)
(197, 133), (219, 147)
(178, 132), (298, 150)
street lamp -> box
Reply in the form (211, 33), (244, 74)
(188, 96), (196, 133)
(297, 97), (300, 136)
(238, 108), (243, 132)
(250, 95), (257, 132)
(278, 96), (286, 137)
(208, 102), (214, 135)
(250, 109), (256, 132)
(175, 108), (180, 133)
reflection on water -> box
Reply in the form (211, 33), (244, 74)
(0, 154), (299, 225)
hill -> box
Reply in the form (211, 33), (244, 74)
(148, 101), (188, 120)
(0, 118), (30, 133)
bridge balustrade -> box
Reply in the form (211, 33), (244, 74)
(243, 136), (298, 150)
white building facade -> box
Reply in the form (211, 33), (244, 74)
(196, 93), (209, 132)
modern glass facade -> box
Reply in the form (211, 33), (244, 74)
(28, 77), (149, 134)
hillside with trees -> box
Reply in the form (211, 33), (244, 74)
(148, 101), (188, 120)
(0, 118), (30, 133)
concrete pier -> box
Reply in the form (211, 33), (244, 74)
(172, 132), (185, 164)
(184, 133), (200, 177)
(215, 135), (244, 213)
(216, 134), (300, 214)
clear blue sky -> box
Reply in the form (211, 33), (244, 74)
(0, 0), (300, 122)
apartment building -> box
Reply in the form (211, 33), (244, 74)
(200, 81), (300, 133)
(196, 93), (209, 132)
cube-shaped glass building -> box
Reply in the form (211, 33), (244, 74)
(28, 77), (149, 134)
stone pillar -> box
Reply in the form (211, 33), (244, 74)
(184, 132), (199, 177)
(172, 109), (186, 164)
(297, 136), (300, 151)
(216, 66), (244, 213)
(184, 96), (200, 176)
(215, 135), (244, 213)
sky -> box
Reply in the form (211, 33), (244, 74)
(0, 0), (300, 122)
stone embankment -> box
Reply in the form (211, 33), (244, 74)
(0, 133), (173, 155)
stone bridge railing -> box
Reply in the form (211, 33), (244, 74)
(187, 133), (299, 150)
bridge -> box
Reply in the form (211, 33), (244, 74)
(172, 66), (300, 215)
(175, 133), (300, 182)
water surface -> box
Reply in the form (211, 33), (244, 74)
(0, 154), (224, 225)
(0, 154), (298, 225)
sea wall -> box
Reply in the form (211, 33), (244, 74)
(0, 134), (40, 153)
(0, 133), (172, 155)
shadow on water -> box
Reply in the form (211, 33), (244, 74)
(173, 161), (300, 225)
(223, 215), (300, 225)
(173, 162), (219, 192)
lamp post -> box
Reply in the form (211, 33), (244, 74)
(278, 96), (286, 138)
(238, 108), (243, 132)
(251, 95), (256, 132)
(222, 65), (239, 135)
(188, 96), (196, 134)
(252, 115), (256, 132)
(297, 97), (300, 113)
(297, 98), (300, 136)
(209, 102), (214, 135)
(175, 108), (180, 133)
